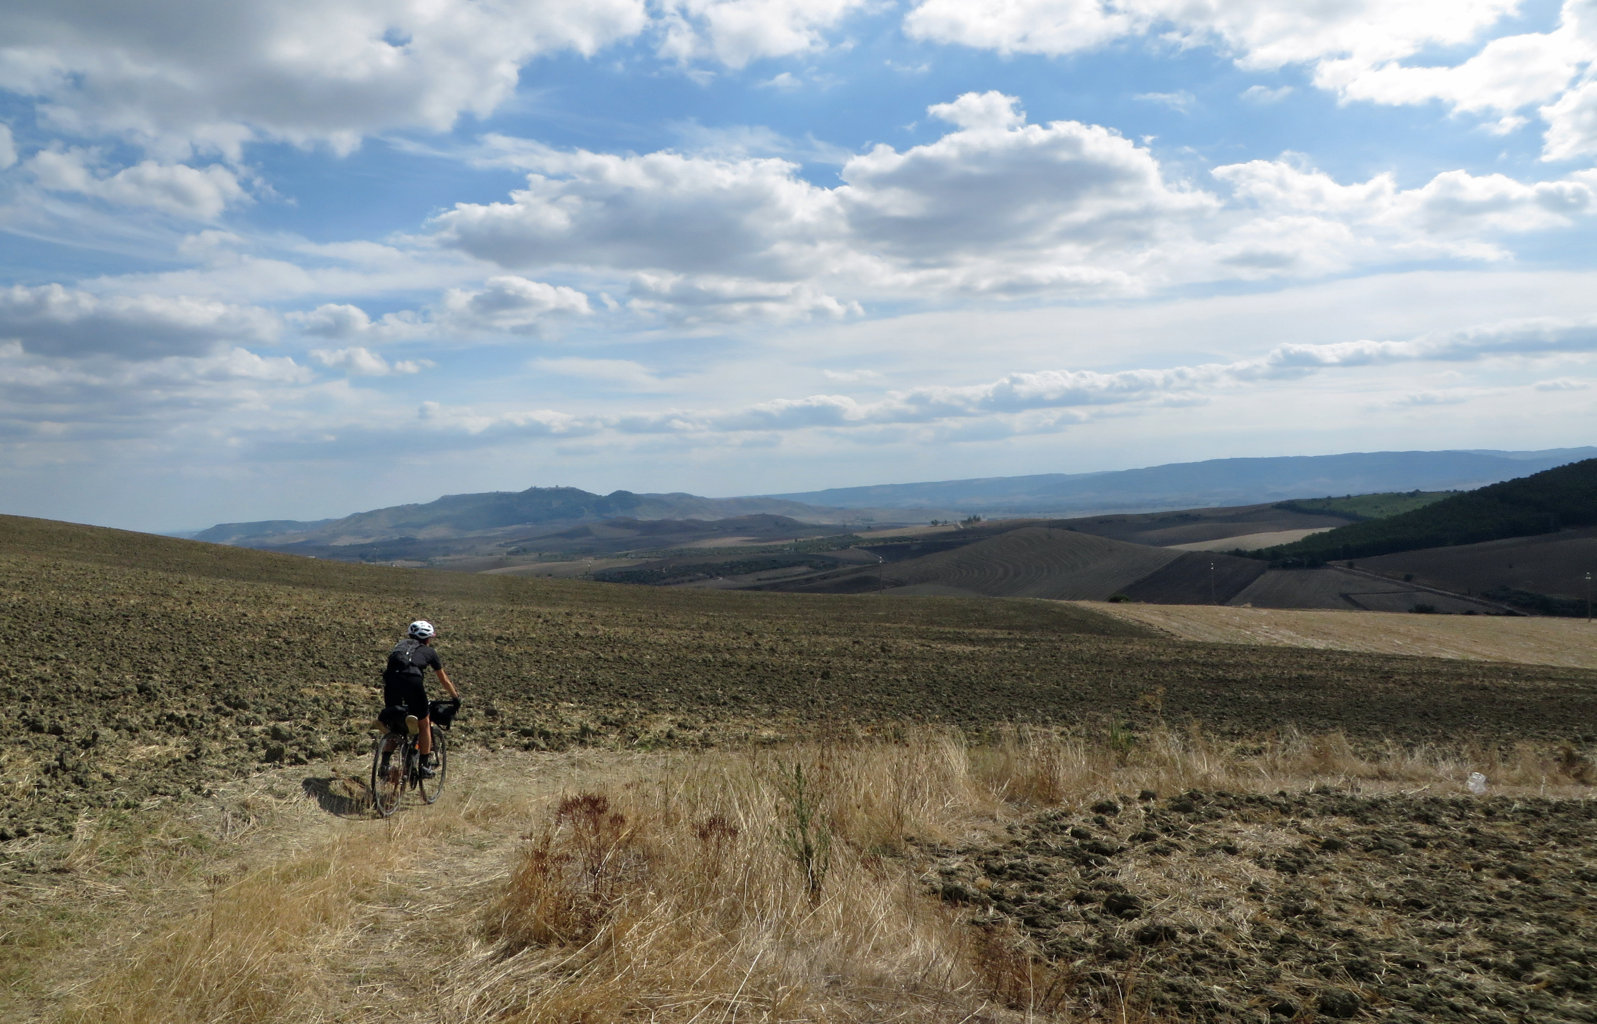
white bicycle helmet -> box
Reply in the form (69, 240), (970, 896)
(407, 619), (436, 640)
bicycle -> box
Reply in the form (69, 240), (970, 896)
(371, 698), (460, 818)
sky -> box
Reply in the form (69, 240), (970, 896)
(2, 0), (1595, 533)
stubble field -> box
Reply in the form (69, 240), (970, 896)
(1089, 601), (1597, 669)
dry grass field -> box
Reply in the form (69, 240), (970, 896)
(1170, 528), (1332, 551)
(1087, 601), (1597, 669)
(8, 728), (1593, 1024)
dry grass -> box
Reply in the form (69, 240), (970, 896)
(13, 728), (1592, 1024)
(1168, 528), (1333, 552)
(1085, 601), (1597, 669)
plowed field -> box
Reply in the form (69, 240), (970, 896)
(5, 513), (1596, 845)
(931, 789), (1597, 1023)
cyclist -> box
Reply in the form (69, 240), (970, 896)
(382, 619), (459, 777)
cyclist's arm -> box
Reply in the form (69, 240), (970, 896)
(436, 666), (460, 700)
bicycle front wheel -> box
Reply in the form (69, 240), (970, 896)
(418, 727), (447, 804)
(371, 734), (404, 818)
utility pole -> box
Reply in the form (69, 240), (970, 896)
(1586, 571), (1592, 623)
(1209, 561), (1216, 606)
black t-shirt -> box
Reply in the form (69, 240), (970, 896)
(383, 639), (443, 710)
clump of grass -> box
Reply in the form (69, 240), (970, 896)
(487, 792), (653, 948)
(474, 743), (993, 1022)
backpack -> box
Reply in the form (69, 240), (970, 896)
(383, 638), (427, 686)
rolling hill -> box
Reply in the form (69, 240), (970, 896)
(1254, 457), (1597, 563)
(193, 486), (891, 551)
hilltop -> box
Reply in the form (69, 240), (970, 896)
(194, 487), (892, 553)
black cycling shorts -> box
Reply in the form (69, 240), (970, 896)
(384, 679), (429, 719)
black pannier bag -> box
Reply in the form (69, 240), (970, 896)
(378, 705), (412, 734)
(430, 699), (461, 730)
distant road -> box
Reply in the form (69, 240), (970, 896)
(1083, 602), (1597, 670)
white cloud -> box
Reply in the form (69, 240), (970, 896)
(416, 399), (595, 439)
(822, 367), (881, 383)
(1136, 90), (1196, 113)
(25, 146), (247, 219)
(1139, 0), (1519, 70)
(0, 122), (15, 168)
(837, 92), (1215, 274)
(293, 303), (376, 339)
(435, 94), (1218, 306)
(284, 277), (590, 345)
(903, 0), (1516, 65)
(1542, 76), (1597, 160)
(1208, 160), (1596, 273)
(904, 0), (1139, 56)
(601, 315), (1597, 435)
(0, 0), (651, 157)
(434, 93), (1597, 316)
(2, 338), (313, 444)
(926, 91), (1028, 130)
(431, 143), (845, 280)
(902, 0), (1597, 157)
(1240, 84), (1293, 104)
(760, 71), (803, 91)
(310, 345), (429, 375)
(439, 275), (592, 333)
(0, 283), (279, 358)
(654, 0), (869, 68)
(626, 272), (859, 322)
(1317, 25), (1586, 128)
(530, 356), (661, 390)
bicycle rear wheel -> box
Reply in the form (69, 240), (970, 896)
(371, 734), (404, 817)
(418, 726), (447, 804)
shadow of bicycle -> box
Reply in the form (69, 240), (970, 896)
(301, 775), (374, 818)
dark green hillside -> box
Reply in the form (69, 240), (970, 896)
(1254, 458), (1597, 564)
(1274, 490), (1457, 522)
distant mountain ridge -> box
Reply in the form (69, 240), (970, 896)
(768, 448), (1597, 513)
(194, 487), (877, 548)
(195, 447), (1597, 553)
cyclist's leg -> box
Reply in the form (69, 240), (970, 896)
(417, 714), (434, 755)
(371, 733), (404, 816)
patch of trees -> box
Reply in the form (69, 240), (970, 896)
(1252, 458), (1597, 564)
(1273, 490), (1457, 523)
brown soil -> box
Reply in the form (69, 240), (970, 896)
(1361, 527), (1597, 603)
(929, 789), (1597, 1022)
